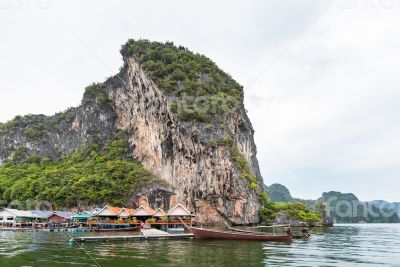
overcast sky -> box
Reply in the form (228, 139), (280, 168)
(1, 0), (399, 201)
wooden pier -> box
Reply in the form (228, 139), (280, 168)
(71, 229), (194, 242)
(141, 228), (170, 237)
(0, 227), (91, 233)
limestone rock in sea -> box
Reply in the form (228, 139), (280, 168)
(0, 40), (263, 225)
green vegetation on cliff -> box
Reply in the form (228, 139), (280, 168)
(121, 39), (243, 98)
(82, 83), (113, 107)
(230, 146), (258, 189)
(0, 138), (153, 208)
(267, 183), (316, 207)
(0, 110), (77, 147)
(267, 183), (293, 202)
(121, 39), (244, 122)
(0, 114), (48, 136)
(210, 135), (259, 190)
(258, 191), (322, 223)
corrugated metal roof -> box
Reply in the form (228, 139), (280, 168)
(29, 210), (76, 219)
(2, 209), (37, 218)
(30, 210), (52, 218)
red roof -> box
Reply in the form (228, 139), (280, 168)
(109, 206), (121, 215)
(118, 207), (135, 216)
(97, 205), (122, 216)
(124, 208), (135, 215)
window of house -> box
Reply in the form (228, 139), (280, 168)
(6, 217), (14, 221)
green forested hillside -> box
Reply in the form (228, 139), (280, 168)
(0, 138), (153, 208)
(258, 192), (322, 223)
(267, 183), (315, 207)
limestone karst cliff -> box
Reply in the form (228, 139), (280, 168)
(0, 40), (263, 224)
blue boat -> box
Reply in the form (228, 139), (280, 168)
(167, 227), (185, 232)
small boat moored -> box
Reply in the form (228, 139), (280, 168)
(187, 226), (292, 242)
(167, 227), (185, 232)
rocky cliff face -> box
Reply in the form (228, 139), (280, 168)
(0, 41), (263, 225)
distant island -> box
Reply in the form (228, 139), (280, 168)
(266, 183), (400, 223)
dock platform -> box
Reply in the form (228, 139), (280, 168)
(141, 228), (170, 237)
(71, 229), (194, 242)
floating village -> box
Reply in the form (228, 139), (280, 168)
(1, 202), (192, 230)
(0, 202), (303, 242)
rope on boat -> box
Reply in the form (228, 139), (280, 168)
(178, 217), (190, 229)
(255, 224), (290, 228)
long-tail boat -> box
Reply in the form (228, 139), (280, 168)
(188, 226), (292, 241)
(179, 218), (292, 242)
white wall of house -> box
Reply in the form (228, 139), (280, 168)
(0, 210), (16, 223)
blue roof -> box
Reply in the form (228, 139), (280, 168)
(71, 210), (95, 219)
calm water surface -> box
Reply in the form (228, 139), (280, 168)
(0, 224), (399, 267)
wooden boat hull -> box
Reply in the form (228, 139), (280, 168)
(188, 227), (292, 242)
(64, 225), (80, 229)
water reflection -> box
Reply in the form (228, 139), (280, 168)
(0, 224), (399, 267)
(263, 224), (400, 266)
(89, 239), (267, 267)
